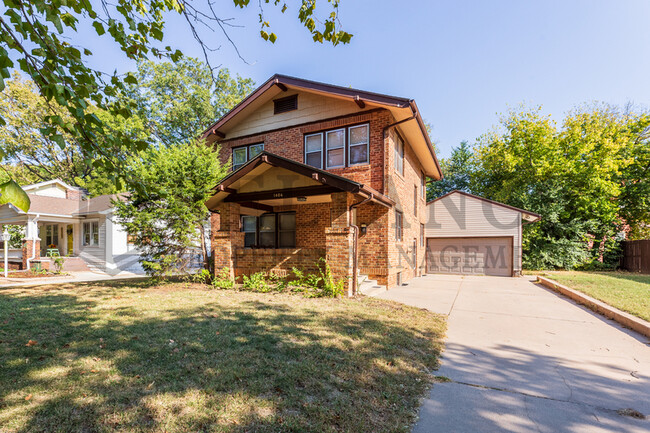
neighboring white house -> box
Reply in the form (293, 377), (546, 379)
(424, 190), (541, 277)
(0, 179), (143, 274)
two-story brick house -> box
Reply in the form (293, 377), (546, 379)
(204, 74), (442, 293)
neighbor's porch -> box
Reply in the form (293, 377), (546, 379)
(0, 214), (91, 271)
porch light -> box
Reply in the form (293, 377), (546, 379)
(297, 196), (307, 202)
(360, 223), (367, 235)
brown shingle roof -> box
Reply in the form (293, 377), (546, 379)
(27, 194), (82, 216)
(25, 193), (126, 216)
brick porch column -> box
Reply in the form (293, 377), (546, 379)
(325, 192), (355, 296)
(212, 203), (243, 280)
(21, 238), (40, 270)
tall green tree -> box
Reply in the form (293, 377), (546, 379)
(0, 0), (351, 210)
(0, 72), (146, 195)
(427, 140), (476, 199)
(113, 140), (229, 276)
(473, 104), (650, 269)
(127, 59), (254, 145)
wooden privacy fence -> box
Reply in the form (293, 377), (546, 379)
(621, 240), (650, 273)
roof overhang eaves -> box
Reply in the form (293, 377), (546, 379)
(201, 74), (414, 140)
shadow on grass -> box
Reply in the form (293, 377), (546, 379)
(0, 283), (444, 433)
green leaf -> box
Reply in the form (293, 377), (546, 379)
(0, 180), (31, 213)
(92, 21), (105, 35)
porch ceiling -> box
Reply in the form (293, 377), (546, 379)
(205, 151), (395, 212)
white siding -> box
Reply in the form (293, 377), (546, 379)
(424, 193), (523, 272)
(225, 91), (363, 139)
(28, 184), (67, 198)
(78, 215), (107, 268)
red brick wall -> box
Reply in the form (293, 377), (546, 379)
(210, 107), (430, 289)
(234, 248), (325, 278)
(214, 109), (394, 193)
(384, 130), (428, 287)
(66, 189), (83, 201)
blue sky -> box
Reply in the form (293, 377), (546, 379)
(80, 0), (650, 158)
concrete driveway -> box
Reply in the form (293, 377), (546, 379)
(377, 274), (650, 433)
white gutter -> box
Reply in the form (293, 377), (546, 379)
(26, 214), (40, 270)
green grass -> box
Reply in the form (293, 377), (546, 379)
(535, 271), (650, 321)
(0, 279), (446, 433)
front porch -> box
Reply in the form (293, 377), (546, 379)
(0, 215), (88, 271)
(207, 152), (394, 295)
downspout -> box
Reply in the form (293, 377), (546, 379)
(26, 214), (40, 270)
(349, 195), (373, 296)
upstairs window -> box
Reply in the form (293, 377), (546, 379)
(421, 173), (426, 199)
(414, 185), (418, 217)
(395, 210), (403, 242)
(326, 129), (345, 169)
(305, 133), (323, 168)
(395, 133), (404, 176)
(304, 123), (369, 169)
(241, 212), (296, 249)
(232, 143), (264, 171)
(348, 124), (369, 166)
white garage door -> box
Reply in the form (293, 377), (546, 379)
(426, 237), (513, 277)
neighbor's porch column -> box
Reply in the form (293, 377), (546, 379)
(21, 216), (40, 269)
(212, 202), (243, 280)
(325, 191), (355, 296)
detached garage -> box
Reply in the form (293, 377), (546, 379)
(424, 191), (540, 277)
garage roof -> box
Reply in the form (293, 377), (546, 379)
(428, 190), (541, 223)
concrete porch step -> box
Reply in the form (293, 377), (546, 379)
(358, 277), (386, 297)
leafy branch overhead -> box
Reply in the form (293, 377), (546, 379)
(0, 0), (352, 178)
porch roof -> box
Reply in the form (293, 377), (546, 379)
(205, 151), (395, 212)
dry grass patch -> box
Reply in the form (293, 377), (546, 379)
(0, 279), (445, 432)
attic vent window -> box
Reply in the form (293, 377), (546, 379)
(274, 95), (297, 114)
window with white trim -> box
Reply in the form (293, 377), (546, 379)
(421, 172), (426, 199)
(395, 210), (403, 242)
(326, 128), (345, 168)
(348, 124), (369, 166)
(304, 133), (323, 169)
(304, 123), (369, 169)
(83, 221), (99, 246)
(395, 133), (404, 176)
(232, 143), (264, 171)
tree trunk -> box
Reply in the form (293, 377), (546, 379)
(198, 223), (210, 271)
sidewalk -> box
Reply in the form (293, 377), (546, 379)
(0, 270), (148, 288)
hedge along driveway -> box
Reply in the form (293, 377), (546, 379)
(0, 279), (446, 433)
(538, 271), (650, 322)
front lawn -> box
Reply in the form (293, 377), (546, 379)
(536, 271), (650, 322)
(0, 279), (445, 433)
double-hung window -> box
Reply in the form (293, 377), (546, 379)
(414, 185), (418, 217)
(326, 129), (345, 169)
(305, 123), (369, 169)
(421, 173), (426, 199)
(83, 221), (99, 246)
(395, 133), (404, 176)
(348, 124), (369, 166)
(242, 216), (257, 248)
(304, 133), (323, 169)
(395, 210), (403, 242)
(241, 212), (296, 248)
(232, 143), (264, 171)
(45, 224), (59, 247)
